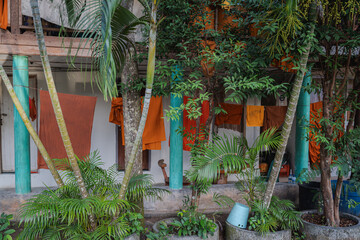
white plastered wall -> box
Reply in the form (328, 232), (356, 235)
(0, 71), (261, 189)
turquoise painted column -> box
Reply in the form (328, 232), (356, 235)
(295, 70), (311, 178)
(169, 65), (183, 189)
(13, 55), (31, 194)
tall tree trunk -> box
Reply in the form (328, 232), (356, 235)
(0, 66), (64, 187)
(30, 0), (89, 199)
(118, 0), (158, 200)
(263, 2), (317, 208)
(121, 0), (143, 178)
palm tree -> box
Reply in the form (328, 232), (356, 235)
(118, 0), (160, 200)
(30, 0), (89, 200)
(0, 66), (64, 187)
(65, 0), (160, 199)
(262, 0), (318, 208)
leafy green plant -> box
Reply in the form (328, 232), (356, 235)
(18, 151), (168, 240)
(147, 197), (217, 240)
(0, 213), (15, 240)
(248, 196), (302, 234)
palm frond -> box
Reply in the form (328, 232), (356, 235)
(64, 0), (144, 100)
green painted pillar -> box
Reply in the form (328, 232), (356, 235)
(169, 65), (183, 190)
(13, 55), (31, 194)
(295, 70), (311, 178)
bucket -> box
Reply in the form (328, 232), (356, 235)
(335, 181), (360, 217)
(226, 203), (249, 228)
(299, 181), (320, 211)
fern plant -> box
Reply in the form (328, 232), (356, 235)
(18, 151), (169, 240)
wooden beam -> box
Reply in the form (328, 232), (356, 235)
(10, 0), (20, 34)
(0, 32), (92, 57)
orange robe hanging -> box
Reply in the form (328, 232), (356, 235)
(183, 96), (210, 151)
(38, 91), (97, 169)
(109, 96), (166, 150)
(246, 105), (264, 127)
(0, 0), (8, 30)
(309, 101), (322, 166)
(215, 103), (243, 126)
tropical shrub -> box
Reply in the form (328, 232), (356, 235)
(18, 151), (168, 240)
(190, 128), (302, 234)
(0, 213), (15, 240)
(147, 197), (217, 240)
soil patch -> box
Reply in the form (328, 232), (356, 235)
(302, 213), (357, 227)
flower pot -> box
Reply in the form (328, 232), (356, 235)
(225, 221), (291, 240)
(300, 210), (360, 240)
(299, 181), (321, 211)
(125, 233), (140, 240)
(153, 218), (219, 240)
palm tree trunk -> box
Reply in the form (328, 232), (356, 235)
(0, 66), (64, 187)
(30, 0), (89, 199)
(263, 1), (317, 208)
(121, 0), (143, 178)
(118, 0), (158, 200)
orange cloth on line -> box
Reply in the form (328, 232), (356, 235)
(29, 97), (37, 121)
(309, 101), (322, 165)
(263, 106), (287, 130)
(109, 97), (124, 126)
(38, 90), (97, 169)
(215, 103), (243, 126)
(183, 96), (210, 151)
(0, 0), (8, 29)
(109, 96), (166, 150)
(246, 105), (264, 127)
(142, 96), (166, 150)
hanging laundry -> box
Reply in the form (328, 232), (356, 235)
(0, 0), (8, 30)
(309, 101), (322, 166)
(142, 96), (166, 150)
(263, 106), (287, 130)
(38, 90), (97, 169)
(246, 105), (264, 127)
(215, 102), (243, 126)
(183, 96), (210, 151)
(29, 97), (37, 121)
(110, 96), (166, 150)
(109, 97), (124, 126)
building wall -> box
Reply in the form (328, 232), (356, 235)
(0, 71), (262, 189)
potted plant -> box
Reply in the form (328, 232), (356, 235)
(189, 128), (302, 239)
(18, 152), (168, 240)
(293, 0), (360, 237)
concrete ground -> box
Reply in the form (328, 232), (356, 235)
(0, 181), (298, 219)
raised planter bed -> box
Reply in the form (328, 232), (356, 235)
(300, 210), (360, 240)
(225, 221), (291, 240)
(153, 217), (219, 240)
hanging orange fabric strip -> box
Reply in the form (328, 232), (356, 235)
(183, 96), (210, 151)
(0, 0), (8, 30)
(246, 105), (264, 127)
(109, 96), (166, 150)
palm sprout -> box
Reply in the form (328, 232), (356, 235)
(188, 128), (281, 185)
(19, 151), (169, 240)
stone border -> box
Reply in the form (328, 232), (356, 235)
(125, 233), (140, 240)
(225, 221), (291, 240)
